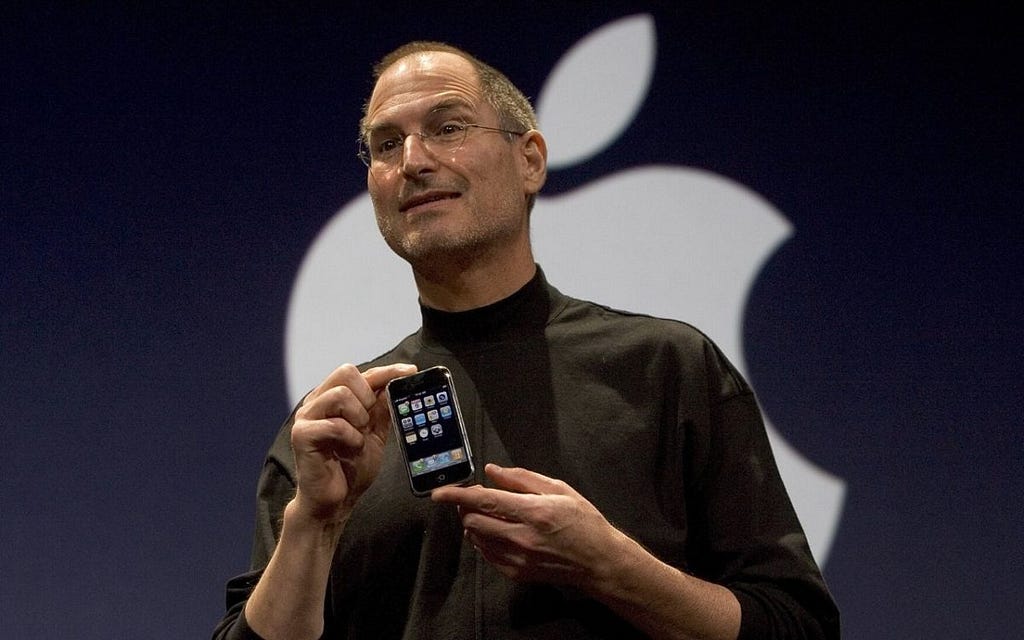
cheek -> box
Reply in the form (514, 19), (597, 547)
(368, 187), (393, 232)
(367, 171), (396, 204)
(476, 166), (523, 207)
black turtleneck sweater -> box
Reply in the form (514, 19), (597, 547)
(214, 268), (839, 640)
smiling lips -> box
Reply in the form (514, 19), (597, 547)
(399, 190), (461, 213)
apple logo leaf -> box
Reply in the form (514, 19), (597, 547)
(537, 13), (656, 169)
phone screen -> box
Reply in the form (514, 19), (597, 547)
(386, 366), (474, 495)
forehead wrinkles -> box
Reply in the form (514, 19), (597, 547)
(365, 54), (486, 129)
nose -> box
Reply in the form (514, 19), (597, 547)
(400, 132), (438, 176)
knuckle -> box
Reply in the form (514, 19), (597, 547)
(527, 505), (557, 530)
(549, 477), (571, 492)
(336, 362), (359, 376)
(330, 385), (356, 404)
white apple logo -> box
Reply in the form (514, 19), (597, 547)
(285, 14), (845, 563)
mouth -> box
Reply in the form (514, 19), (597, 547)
(399, 191), (460, 213)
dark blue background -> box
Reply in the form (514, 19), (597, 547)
(3, 4), (1021, 639)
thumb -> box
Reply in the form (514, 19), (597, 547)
(363, 363), (418, 391)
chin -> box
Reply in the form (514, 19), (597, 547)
(404, 236), (490, 272)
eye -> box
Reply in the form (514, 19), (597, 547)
(434, 121), (467, 141)
(376, 136), (403, 155)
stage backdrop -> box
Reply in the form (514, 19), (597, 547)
(3, 4), (1021, 639)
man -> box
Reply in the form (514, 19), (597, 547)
(213, 41), (839, 640)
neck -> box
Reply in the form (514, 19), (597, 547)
(418, 265), (553, 348)
(412, 250), (537, 312)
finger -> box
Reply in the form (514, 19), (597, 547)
(366, 391), (396, 440)
(363, 362), (418, 391)
(309, 363), (377, 408)
(432, 484), (536, 523)
(300, 362), (415, 421)
(292, 416), (367, 457)
(300, 382), (372, 425)
(484, 463), (576, 497)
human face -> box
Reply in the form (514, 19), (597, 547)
(364, 52), (532, 268)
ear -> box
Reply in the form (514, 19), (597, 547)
(519, 129), (548, 196)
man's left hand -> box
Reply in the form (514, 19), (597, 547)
(431, 463), (627, 589)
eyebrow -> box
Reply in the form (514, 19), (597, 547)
(427, 98), (475, 116)
(366, 98), (478, 135)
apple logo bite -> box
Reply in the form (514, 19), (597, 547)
(285, 13), (845, 563)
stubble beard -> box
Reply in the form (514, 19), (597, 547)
(372, 191), (526, 274)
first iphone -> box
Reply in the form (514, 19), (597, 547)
(386, 366), (475, 496)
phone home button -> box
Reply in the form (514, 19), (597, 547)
(437, 474), (446, 483)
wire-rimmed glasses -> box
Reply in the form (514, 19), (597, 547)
(357, 122), (525, 168)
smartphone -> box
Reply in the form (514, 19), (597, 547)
(386, 365), (475, 496)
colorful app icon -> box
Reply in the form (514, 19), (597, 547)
(411, 399), (423, 411)
(405, 432), (417, 444)
(427, 409), (439, 422)
(401, 416), (414, 430)
(397, 401), (410, 416)
(450, 448), (464, 461)
(436, 391), (448, 404)
(439, 405), (452, 419)
(410, 459), (426, 474)
(418, 428), (429, 440)
(423, 395), (436, 407)
(414, 413), (427, 426)
(430, 424), (443, 437)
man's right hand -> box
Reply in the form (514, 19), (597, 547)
(289, 362), (417, 525)
(245, 362), (416, 640)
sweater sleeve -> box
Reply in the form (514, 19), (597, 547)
(689, 341), (840, 639)
(210, 571), (268, 640)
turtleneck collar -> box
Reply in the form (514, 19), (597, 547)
(419, 265), (561, 349)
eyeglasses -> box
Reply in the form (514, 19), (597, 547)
(357, 121), (525, 168)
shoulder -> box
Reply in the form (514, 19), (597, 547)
(552, 292), (717, 353)
(550, 292), (750, 396)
